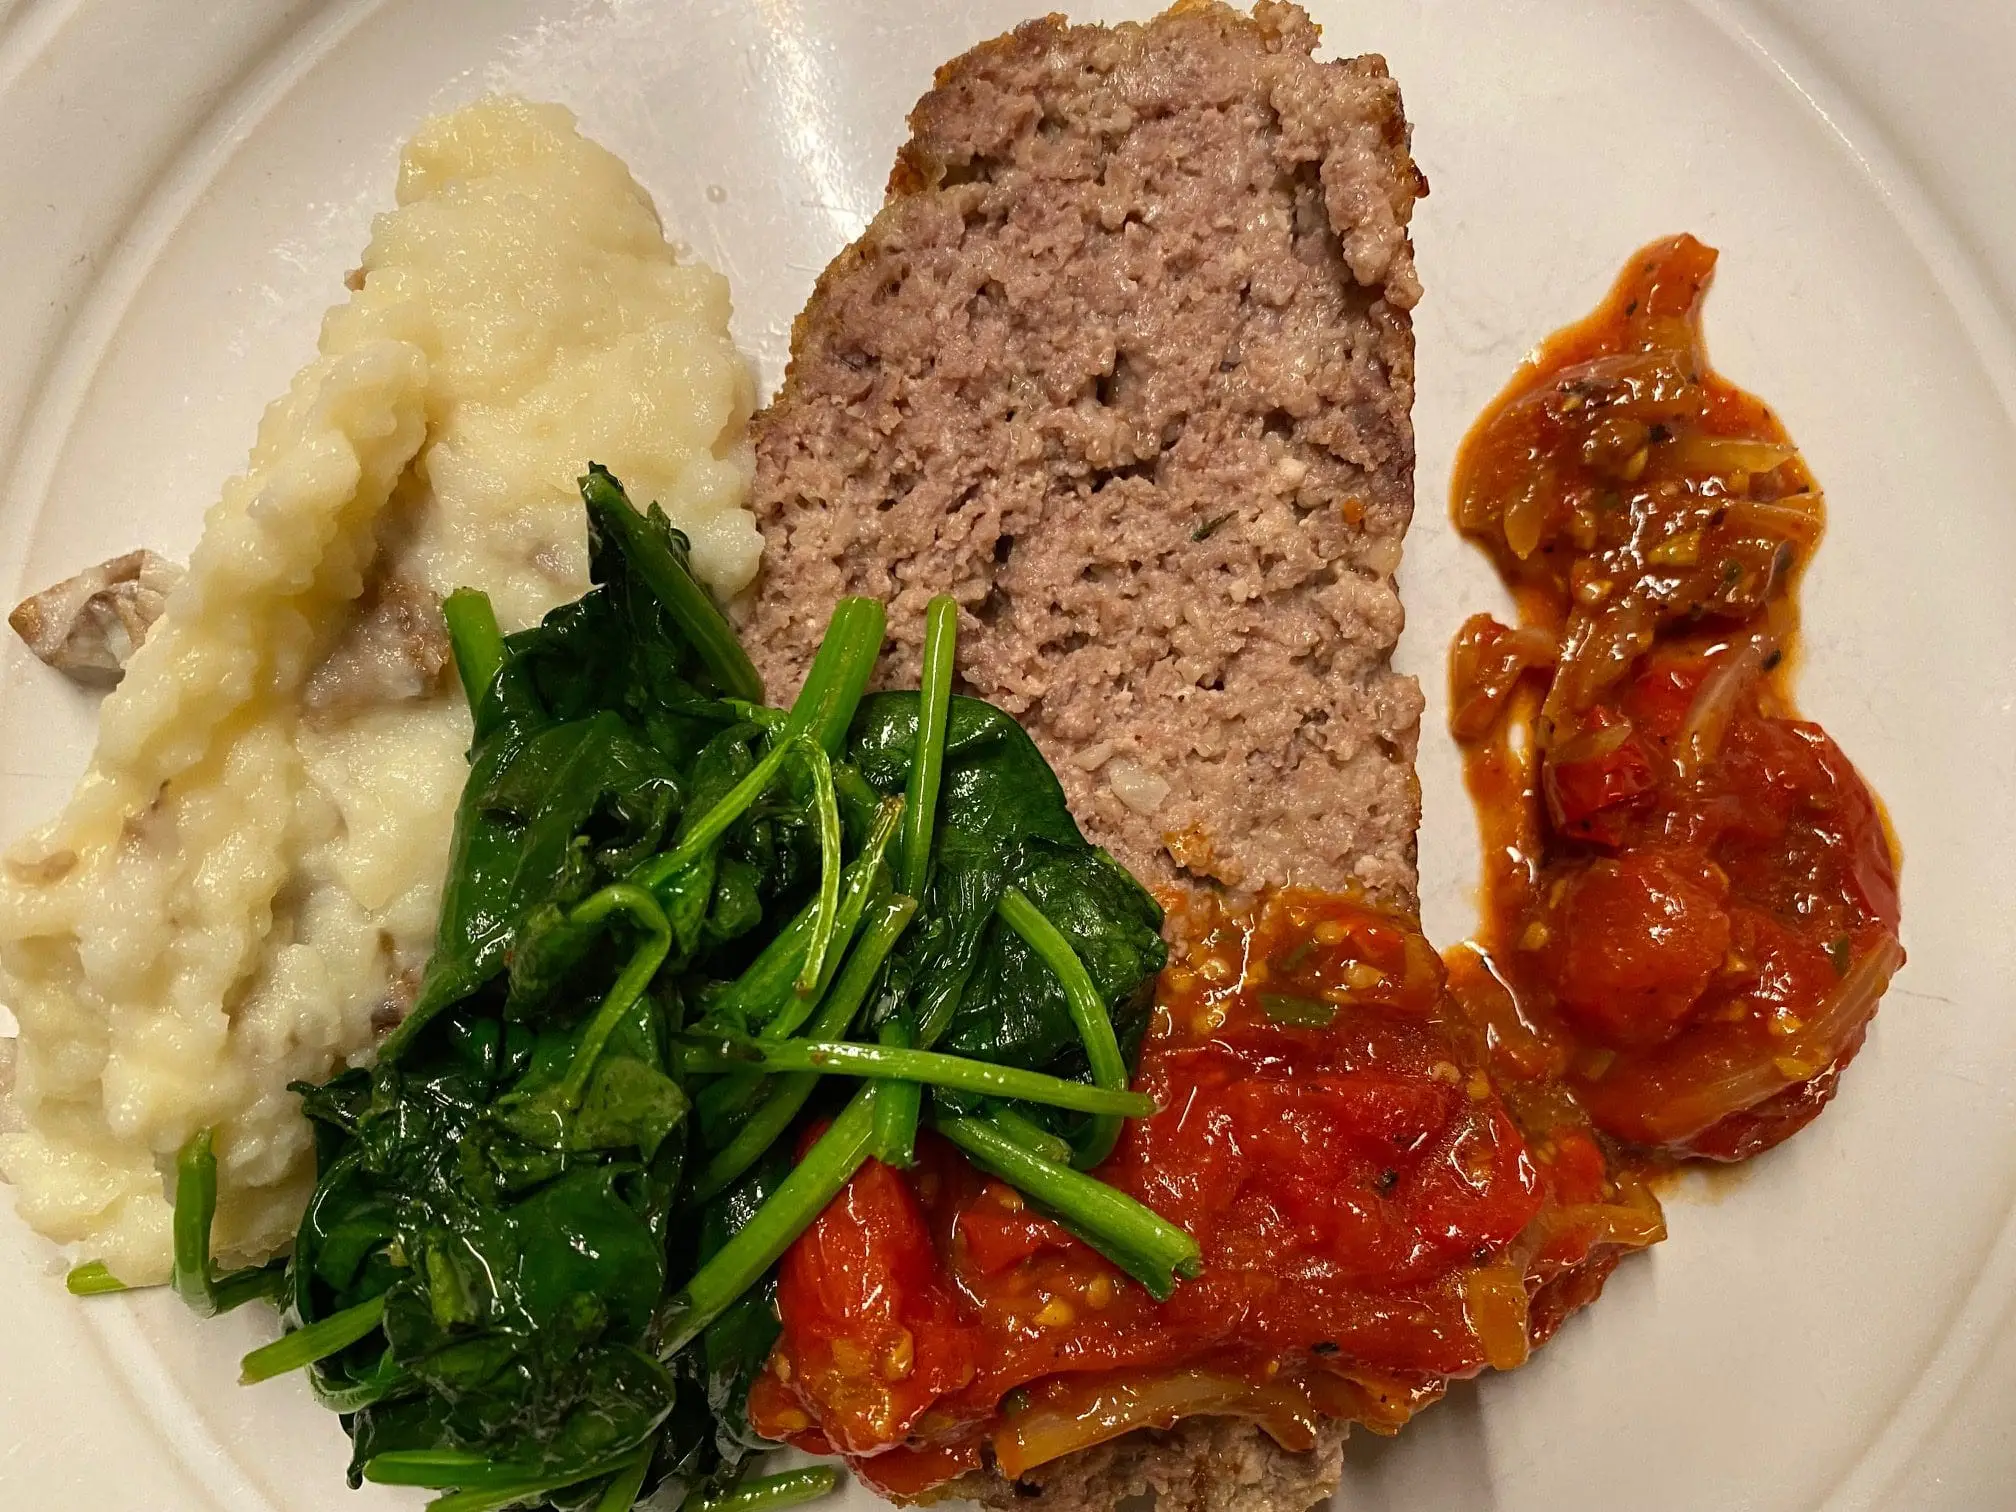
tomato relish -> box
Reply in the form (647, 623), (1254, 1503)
(1447, 234), (1902, 1161)
(748, 890), (1663, 1493)
(748, 236), (1900, 1494)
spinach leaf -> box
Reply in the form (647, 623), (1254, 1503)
(952, 840), (1164, 1073)
(264, 471), (769, 1502)
(849, 693), (1165, 1074)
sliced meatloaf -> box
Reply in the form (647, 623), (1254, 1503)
(738, 0), (1427, 908)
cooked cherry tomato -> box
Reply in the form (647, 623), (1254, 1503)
(760, 1151), (977, 1456)
(1547, 850), (1731, 1048)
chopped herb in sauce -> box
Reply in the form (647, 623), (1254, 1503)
(1257, 990), (1338, 1028)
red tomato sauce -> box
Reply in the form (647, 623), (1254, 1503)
(1446, 234), (1903, 1161)
(749, 891), (1663, 1492)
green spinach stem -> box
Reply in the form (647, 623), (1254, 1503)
(932, 1112), (1201, 1301)
(794, 742), (843, 995)
(982, 1103), (1075, 1166)
(394, 1437), (654, 1512)
(555, 883), (673, 1108)
(661, 1085), (880, 1355)
(170, 1129), (222, 1314)
(307, 1348), (409, 1412)
(868, 1018), (922, 1169)
(898, 595), (958, 898)
(759, 799), (900, 1039)
(426, 1484), (571, 1512)
(780, 597), (886, 759)
(996, 887), (1133, 1168)
(690, 1467), (841, 1512)
(64, 1260), (131, 1296)
(683, 1035), (1152, 1117)
(363, 1449), (528, 1489)
(442, 587), (505, 711)
(209, 1261), (288, 1314)
(695, 818), (899, 1140)
(590, 1444), (656, 1512)
(239, 1293), (388, 1384)
(692, 896), (917, 1201)
(580, 464), (762, 702)
(169, 1129), (285, 1317)
(639, 732), (803, 890)
(637, 730), (850, 1001)
(707, 901), (818, 1026)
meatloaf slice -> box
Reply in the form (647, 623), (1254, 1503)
(739, 0), (1426, 906)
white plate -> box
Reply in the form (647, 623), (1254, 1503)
(2, 1), (2012, 1507)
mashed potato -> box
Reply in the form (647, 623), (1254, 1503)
(0, 98), (759, 1282)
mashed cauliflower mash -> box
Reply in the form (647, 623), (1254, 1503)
(0, 98), (759, 1282)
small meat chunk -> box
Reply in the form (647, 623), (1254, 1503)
(9, 549), (184, 685)
(303, 573), (452, 717)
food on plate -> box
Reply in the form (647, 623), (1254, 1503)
(737, 6), (1659, 1506)
(0, 97), (759, 1283)
(749, 888), (1659, 1504)
(2, 10), (1907, 1512)
(193, 456), (1642, 1512)
(195, 467), (1182, 1508)
(1446, 234), (1903, 1160)
(740, 0), (1426, 903)
(9, 548), (184, 684)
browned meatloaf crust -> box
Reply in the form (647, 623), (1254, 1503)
(738, 0), (1426, 910)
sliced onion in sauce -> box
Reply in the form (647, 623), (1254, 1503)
(991, 1371), (1324, 1478)
(1674, 635), (1774, 780)
(1535, 351), (1702, 424)
(1540, 1199), (1669, 1251)
(1539, 601), (1656, 740)
(1455, 476), (1504, 533)
(1722, 497), (1823, 543)
(1501, 464), (1556, 561)
(1546, 715), (1633, 769)
(1446, 948), (1569, 1082)
(1461, 1259), (1533, 1371)
(1661, 433), (1796, 479)
(1450, 619), (1558, 740)
(1628, 934), (1906, 1145)
(1300, 1369), (1442, 1437)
